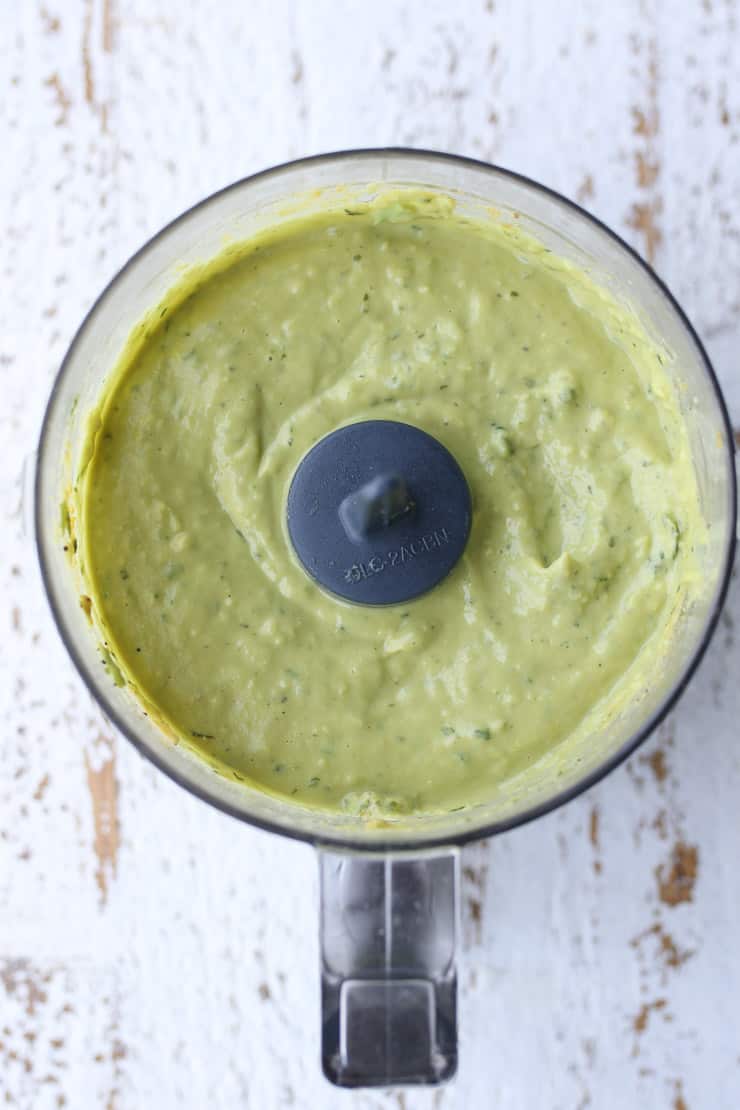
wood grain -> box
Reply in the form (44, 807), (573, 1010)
(1, 1), (738, 1107)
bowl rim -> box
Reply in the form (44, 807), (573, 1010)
(35, 147), (738, 852)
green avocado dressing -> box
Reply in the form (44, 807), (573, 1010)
(76, 193), (704, 818)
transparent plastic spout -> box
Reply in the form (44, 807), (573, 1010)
(319, 847), (459, 1088)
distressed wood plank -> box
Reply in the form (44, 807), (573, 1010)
(1, 1), (738, 1107)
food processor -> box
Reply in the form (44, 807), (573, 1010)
(35, 150), (737, 1087)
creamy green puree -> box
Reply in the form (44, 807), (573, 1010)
(77, 193), (703, 818)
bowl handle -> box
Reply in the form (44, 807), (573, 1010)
(318, 845), (459, 1087)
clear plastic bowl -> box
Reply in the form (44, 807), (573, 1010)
(35, 151), (737, 1087)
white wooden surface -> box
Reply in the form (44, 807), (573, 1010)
(2, 2), (739, 1107)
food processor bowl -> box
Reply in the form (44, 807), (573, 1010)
(36, 151), (737, 1086)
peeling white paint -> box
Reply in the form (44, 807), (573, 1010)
(1, 1), (739, 1107)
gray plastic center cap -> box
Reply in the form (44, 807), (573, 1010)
(286, 420), (472, 606)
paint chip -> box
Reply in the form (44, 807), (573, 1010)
(656, 842), (698, 907)
(84, 736), (120, 906)
(633, 997), (667, 1034)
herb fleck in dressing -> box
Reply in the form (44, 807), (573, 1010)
(78, 194), (703, 817)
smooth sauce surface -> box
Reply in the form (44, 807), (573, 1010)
(79, 195), (703, 817)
